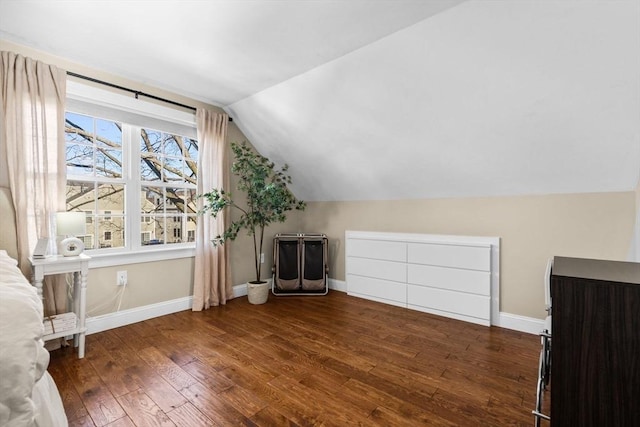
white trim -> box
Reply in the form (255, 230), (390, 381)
(495, 312), (545, 335)
(86, 296), (193, 335)
(328, 278), (347, 292)
(235, 278), (347, 297)
(233, 283), (248, 297)
(87, 247), (195, 268)
(332, 277), (542, 335)
(85, 279), (543, 337)
(67, 80), (195, 127)
(345, 230), (499, 247)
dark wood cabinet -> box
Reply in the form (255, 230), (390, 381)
(551, 257), (640, 427)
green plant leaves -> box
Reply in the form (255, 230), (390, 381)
(199, 142), (306, 282)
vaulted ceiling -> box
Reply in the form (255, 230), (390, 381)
(1, 0), (638, 201)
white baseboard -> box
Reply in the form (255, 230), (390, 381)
(233, 283), (248, 297)
(328, 278), (347, 292)
(234, 278), (346, 296)
(86, 296), (193, 335)
(335, 279), (542, 335)
(495, 312), (545, 335)
(88, 279), (543, 337)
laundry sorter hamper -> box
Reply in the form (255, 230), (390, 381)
(272, 233), (329, 295)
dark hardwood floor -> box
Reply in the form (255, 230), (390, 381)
(49, 291), (545, 426)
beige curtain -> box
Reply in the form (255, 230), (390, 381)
(192, 109), (232, 310)
(0, 51), (67, 316)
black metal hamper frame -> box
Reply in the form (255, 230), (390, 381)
(272, 233), (329, 296)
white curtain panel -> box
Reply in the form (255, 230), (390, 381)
(0, 51), (67, 316)
(193, 109), (231, 310)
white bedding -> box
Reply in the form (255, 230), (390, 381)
(0, 250), (68, 427)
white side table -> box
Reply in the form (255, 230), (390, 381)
(29, 254), (90, 358)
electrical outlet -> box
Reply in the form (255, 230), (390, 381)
(260, 253), (264, 264)
(117, 270), (127, 286)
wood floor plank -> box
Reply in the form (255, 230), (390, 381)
(86, 340), (140, 398)
(116, 389), (175, 427)
(124, 364), (188, 414)
(180, 360), (235, 394)
(48, 356), (91, 422)
(165, 402), (215, 427)
(105, 416), (136, 427)
(68, 415), (97, 427)
(249, 405), (301, 427)
(62, 357), (127, 426)
(136, 346), (200, 391)
(180, 381), (250, 425)
(50, 291), (541, 426)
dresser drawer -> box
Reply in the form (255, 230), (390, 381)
(408, 242), (490, 271)
(407, 284), (491, 323)
(347, 256), (407, 283)
(347, 274), (406, 305)
(407, 264), (490, 296)
(347, 239), (406, 262)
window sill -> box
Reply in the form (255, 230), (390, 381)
(86, 246), (196, 269)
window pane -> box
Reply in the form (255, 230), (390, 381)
(66, 144), (94, 176)
(185, 189), (197, 215)
(164, 134), (183, 157)
(140, 230), (152, 245)
(66, 181), (95, 211)
(154, 219), (166, 245)
(78, 234), (94, 250)
(164, 157), (183, 182)
(97, 184), (125, 214)
(141, 129), (162, 154)
(165, 187), (184, 214)
(96, 149), (123, 178)
(185, 159), (197, 183)
(95, 119), (122, 149)
(140, 153), (162, 182)
(185, 137), (198, 184)
(142, 216), (165, 245)
(142, 186), (164, 213)
(185, 137), (198, 160)
(65, 112), (94, 145)
(186, 215), (197, 242)
(167, 217), (183, 244)
(98, 216), (124, 249)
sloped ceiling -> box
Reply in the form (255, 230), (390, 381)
(1, 0), (638, 201)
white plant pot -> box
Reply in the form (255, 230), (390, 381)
(247, 280), (270, 305)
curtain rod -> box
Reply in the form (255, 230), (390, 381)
(66, 71), (232, 121)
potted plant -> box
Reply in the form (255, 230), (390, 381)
(200, 141), (305, 304)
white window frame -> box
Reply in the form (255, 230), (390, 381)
(67, 81), (198, 268)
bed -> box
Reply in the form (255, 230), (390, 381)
(0, 186), (68, 427)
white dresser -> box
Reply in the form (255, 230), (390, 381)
(346, 231), (500, 326)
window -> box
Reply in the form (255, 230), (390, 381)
(78, 235), (94, 249)
(64, 84), (199, 262)
(66, 113), (125, 251)
(139, 128), (198, 247)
